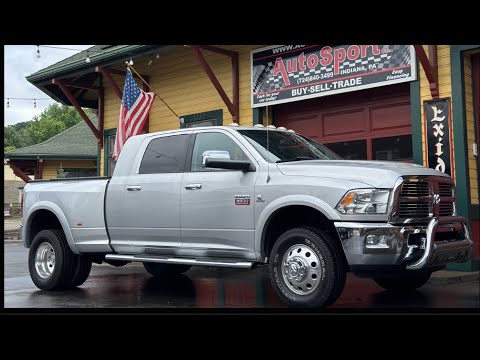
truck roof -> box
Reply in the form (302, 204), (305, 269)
(132, 124), (292, 140)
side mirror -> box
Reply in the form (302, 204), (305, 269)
(205, 158), (253, 172)
(202, 150), (230, 167)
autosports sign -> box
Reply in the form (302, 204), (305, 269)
(251, 45), (417, 107)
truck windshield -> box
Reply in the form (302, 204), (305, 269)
(237, 130), (342, 163)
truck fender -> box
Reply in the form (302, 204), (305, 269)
(25, 201), (79, 254)
(254, 195), (341, 259)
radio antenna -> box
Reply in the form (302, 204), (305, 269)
(266, 106), (271, 183)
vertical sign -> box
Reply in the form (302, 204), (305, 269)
(424, 98), (454, 177)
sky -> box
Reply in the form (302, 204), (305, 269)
(4, 45), (93, 126)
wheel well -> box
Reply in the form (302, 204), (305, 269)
(26, 210), (63, 246)
(261, 205), (341, 260)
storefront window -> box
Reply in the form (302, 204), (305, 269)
(372, 135), (412, 161)
(325, 140), (367, 160)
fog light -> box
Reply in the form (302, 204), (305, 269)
(365, 235), (378, 245)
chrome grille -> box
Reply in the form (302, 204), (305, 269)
(398, 202), (430, 218)
(394, 177), (456, 221)
(438, 183), (453, 197)
(439, 202), (454, 216)
(400, 182), (430, 197)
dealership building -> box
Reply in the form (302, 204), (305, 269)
(25, 44), (479, 270)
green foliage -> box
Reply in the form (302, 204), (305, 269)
(4, 103), (95, 152)
(4, 146), (16, 152)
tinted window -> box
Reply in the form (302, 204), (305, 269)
(191, 132), (248, 172)
(237, 130), (341, 163)
(139, 134), (190, 174)
(325, 140), (367, 160)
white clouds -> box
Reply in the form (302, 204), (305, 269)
(4, 45), (93, 126)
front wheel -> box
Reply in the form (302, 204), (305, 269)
(269, 227), (347, 308)
(143, 262), (192, 277)
(373, 270), (432, 292)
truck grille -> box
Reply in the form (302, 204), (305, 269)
(395, 178), (455, 221)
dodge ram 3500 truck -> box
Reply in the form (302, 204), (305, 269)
(22, 125), (473, 307)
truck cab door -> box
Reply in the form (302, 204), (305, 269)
(106, 133), (191, 255)
(180, 130), (258, 260)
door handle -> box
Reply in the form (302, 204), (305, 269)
(126, 185), (142, 191)
(184, 183), (202, 190)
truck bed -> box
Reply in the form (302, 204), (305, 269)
(23, 177), (112, 253)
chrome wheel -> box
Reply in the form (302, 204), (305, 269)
(282, 243), (321, 295)
(35, 242), (55, 279)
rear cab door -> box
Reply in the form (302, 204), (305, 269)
(106, 131), (191, 254)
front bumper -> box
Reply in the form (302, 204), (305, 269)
(334, 216), (472, 270)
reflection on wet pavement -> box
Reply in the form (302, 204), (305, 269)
(4, 244), (479, 309)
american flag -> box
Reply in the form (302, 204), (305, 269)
(113, 68), (155, 160)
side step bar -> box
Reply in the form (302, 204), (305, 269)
(105, 254), (254, 269)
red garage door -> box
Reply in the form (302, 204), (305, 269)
(275, 83), (412, 161)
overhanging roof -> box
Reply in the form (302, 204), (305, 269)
(27, 45), (169, 108)
(5, 117), (99, 160)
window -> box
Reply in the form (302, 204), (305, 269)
(372, 135), (412, 161)
(139, 134), (190, 174)
(325, 140), (367, 160)
(104, 131), (117, 177)
(191, 132), (248, 172)
(64, 168), (97, 178)
(180, 109), (223, 128)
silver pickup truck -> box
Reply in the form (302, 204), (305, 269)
(22, 125), (473, 307)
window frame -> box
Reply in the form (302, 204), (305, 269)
(103, 128), (117, 177)
(180, 109), (223, 129)
(185, 129), (257, 173)
(134, 132), (192, 175)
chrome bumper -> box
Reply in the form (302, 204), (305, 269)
(334, 216), (472, 270)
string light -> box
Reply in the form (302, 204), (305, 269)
(148, 59), (153, 66)
(86, 51), (91, 63)
(36, 45), (41, 59)
(4, 97), (52, 109)
(156, 54), (160, 59)
(129, 58), (134, 66)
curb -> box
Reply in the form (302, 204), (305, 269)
(429, 271), (480, 285)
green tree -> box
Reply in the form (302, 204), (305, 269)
(25, 117), (66, 144)
(4, 103), (95, 151)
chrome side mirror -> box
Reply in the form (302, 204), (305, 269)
(202, 150), (231, 167)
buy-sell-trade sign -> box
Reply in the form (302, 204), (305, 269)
(424, 98), (454, 177)
(251, 45), (417, 107)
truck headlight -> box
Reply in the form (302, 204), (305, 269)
(336, 189), (391, 214)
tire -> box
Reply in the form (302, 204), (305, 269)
(269, 227), (347, 308)
(373, 270), (432, 292)
(70, 256), (92, 287)
(28, 229), (76, 291)
(143, 262), (192, 277)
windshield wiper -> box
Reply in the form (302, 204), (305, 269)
(276, 157), (315, 163)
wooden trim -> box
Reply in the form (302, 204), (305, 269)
(38, 159), (43, 180)
(98, 88), (104, 148)
(95, 66), (123, 100)
(196, 45), (238, 58)
(191, 46), (234, 115)
(414, 45), (439, 98)
(52, 79), (101, 141)
(410, 60), (423, 166)
(8, 162), (31, 183)
(232, 52), (240, 123)
(450, 45), (472, 218)
(63, 80), (102, 91)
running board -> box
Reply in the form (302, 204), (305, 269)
(105, 254), (254, 269)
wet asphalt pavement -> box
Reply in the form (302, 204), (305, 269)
(4, 243), (479, 309)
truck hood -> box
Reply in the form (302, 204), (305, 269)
(276, 160), (449, 188)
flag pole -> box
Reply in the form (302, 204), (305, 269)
(125, 62), (179, 118)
